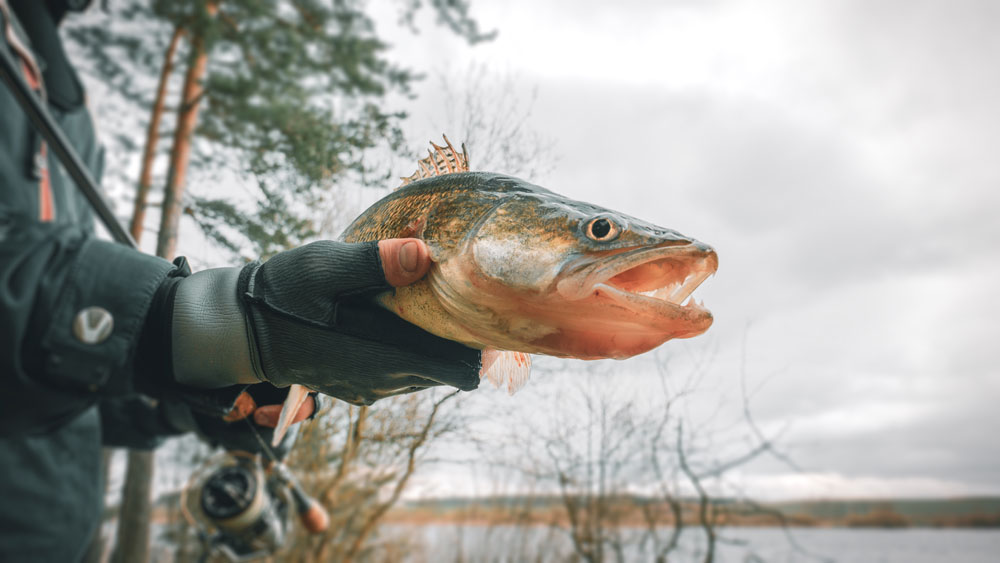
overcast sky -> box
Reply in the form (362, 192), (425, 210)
(369, 0), (1000, 499)
(80, 0), (1000, 500)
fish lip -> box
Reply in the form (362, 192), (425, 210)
(555, 240), (718, 315)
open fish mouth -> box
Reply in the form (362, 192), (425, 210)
(556, 240), (719, 328)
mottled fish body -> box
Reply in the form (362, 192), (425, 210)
(343, 170), (717, 368)
(272, 140), (718, 445)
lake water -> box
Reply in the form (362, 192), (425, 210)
(382, 524), (1000, 562)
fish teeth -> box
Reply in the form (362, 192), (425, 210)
(653, 285), (674, 301)
(668, 275), (693, 303)
(636, 284), (677, 301)
(631, 277), (705, 307)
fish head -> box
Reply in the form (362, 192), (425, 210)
(435, 183), (719, 360)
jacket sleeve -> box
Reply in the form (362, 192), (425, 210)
(0, 3), (260, 446)
(98, 396), (199, 450)
(0, 213), (176, 436)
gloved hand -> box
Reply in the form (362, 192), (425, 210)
(169, 239), (482, 406)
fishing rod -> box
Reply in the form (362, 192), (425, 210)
(0, 42), (138, 248)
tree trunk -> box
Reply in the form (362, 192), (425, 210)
(111, 450), (155, 563)
(81, 448), (114, 563)
(156, 2), (215, 259)
(105, 26), (183, 563)
(129, 24), (183, 243)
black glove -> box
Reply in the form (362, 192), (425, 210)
(169, 240), (481, 406)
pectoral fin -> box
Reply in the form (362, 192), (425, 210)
(480, 349), (532, 395)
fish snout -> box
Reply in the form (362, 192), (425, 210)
(692, 241), (719, 274)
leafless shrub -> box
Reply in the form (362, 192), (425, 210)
(447, 350), (801, 563)
(282, 390), (463, 562)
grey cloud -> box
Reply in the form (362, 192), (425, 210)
(386, 0), (1000, 498)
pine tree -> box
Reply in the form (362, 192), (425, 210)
(69, 0), (494, 257)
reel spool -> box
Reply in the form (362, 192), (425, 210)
(182, 453), (290, 561)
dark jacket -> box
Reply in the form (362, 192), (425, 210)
(0, 2), (229, 561)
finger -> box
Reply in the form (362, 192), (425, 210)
(378, 238), (431, 287)
(222, 391), (258, 422)
(253, 396), (315, 428)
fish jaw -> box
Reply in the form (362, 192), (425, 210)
(540, 240), (719, 358)
(413, 239), (717, 360)
(556, 239), (718, 320)
(525, 285), (715, 359)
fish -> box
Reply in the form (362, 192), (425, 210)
(272, 137), (718, 444)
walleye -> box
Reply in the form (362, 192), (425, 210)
(272, 138), (717, 444)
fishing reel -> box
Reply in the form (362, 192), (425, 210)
(181, 440), (329, 561)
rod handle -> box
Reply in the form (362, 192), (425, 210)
(289, 483), (329, 534)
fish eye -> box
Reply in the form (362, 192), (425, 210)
(586, 217), (619, 241)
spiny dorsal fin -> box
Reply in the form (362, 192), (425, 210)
(480, 349), (532, 395)
(398, 135), (470, 188)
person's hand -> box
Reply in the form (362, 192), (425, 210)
(220, 389), (315, 427)
(251, 399), (313, 427)
(188, 385), (321, 455)
(170, 239), (482, 406)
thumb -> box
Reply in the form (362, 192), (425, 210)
(378, 239), (431, 287)
(255, 239), (430, 298)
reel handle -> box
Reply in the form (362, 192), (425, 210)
(289, 482), (329, 534)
